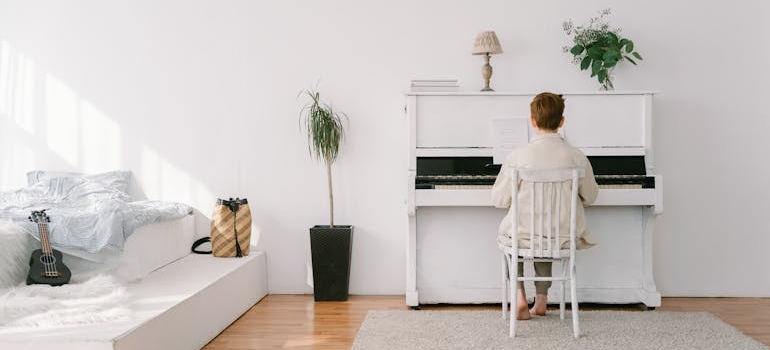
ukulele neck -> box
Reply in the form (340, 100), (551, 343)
(37, 222), (53, 255)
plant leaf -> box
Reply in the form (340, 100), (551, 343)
(299, 89), (347, 164)
(625, 56), (637, 65)
(580, 56), (592, 70)
(603, 49), (620, 62)
(570, 45), (585, 55)
(586, 46), (604, 59)
(626, 40), (635, 53)
(591, 60), (602, 76)
(598, 69), (607, 83)
(632, 52), (643, 60)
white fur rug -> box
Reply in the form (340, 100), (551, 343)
(0, 274), (131, 328)
(0, 220), (131, 329)
(0, 221), (37, 289)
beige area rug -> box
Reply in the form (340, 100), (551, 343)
(352, 310), (769, 350)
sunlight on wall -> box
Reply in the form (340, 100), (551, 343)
(45, 74), (80, 165)
(0, 39), (213, 208)
(0, 131), (35, 188)
(0, 40), (35, 188)
(0, 40), (35, 134)
(141, 144), (214, 205)
(0, 41), (8, 114)
(81, 101), (121, 171)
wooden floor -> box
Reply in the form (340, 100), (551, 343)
(202, 295), (770, 349)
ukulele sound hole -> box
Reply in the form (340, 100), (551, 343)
(39, 254), (57, 265)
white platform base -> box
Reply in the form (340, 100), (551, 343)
(0, 251), (268, 350)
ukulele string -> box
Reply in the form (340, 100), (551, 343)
(39, 222), (56, 277)
(40, 222), (51, 276)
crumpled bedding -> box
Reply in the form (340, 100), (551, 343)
(0, 176), (191, 261)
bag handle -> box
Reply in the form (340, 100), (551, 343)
(217, 197), (249, 213)
(191, 237), (212, 254)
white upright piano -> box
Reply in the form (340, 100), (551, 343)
(405, 91), (662, 308)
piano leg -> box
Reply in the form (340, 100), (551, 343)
(640, 206), (661, 308)
(406, 212), (420, 307)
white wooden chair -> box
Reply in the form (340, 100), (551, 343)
(499, 168), (584, 338)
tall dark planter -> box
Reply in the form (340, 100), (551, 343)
(310, 225), (353, 301)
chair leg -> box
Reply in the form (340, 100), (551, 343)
(560, 260), (567, 320)
(501, 253), (508, 320)
(510, 255), (518, 338)
(570, 264), (580, 338)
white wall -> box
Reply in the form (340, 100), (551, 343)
(0, 0), (768, 297)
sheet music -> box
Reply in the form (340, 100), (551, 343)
(490, 117), (530, 164)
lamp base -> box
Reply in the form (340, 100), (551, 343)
(480, 54), (494, 92)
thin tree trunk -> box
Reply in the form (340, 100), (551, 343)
(326, 159), (334, 227)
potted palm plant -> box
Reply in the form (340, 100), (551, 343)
(299, 88), (353, 301)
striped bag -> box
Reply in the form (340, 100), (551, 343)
(209, 197), (251, 257)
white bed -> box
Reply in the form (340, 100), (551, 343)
(0, 215), (268, 350)
(59, 214), (200, 283)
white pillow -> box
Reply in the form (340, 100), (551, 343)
(0, 221), (37, 288)
(26, 170), (132, 193)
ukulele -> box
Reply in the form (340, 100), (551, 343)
(27, 209), (71, 286)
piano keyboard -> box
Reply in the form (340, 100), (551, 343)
(418, 175), (497, 181)
(416, 174), (497, 190)
(599, 184), (643, 189)
(434, 184), (493, 189)
(429, 184), (643, 190)
(418, 174), (653, 190)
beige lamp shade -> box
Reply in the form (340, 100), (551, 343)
(472, 31), (503, 55)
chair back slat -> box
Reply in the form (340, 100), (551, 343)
(511, 170), (520, 250)
(554, 184), (561, 258)
(569, 169), (580, 257)
(529, 182), (543, 254)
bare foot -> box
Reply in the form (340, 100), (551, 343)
(516, 305), (532, 320)
(516, 289), (531, 320)
(530, 294), (547, 316)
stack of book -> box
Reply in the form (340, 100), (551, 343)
(410, 79), (459, 92)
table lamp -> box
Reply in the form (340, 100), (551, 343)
(472, 31), (503, 91)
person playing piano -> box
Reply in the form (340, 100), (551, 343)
(491, 92), (599, 320)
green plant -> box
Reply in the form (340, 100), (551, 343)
(563, 9), (643, 90)
(299, 89), (347, 227)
